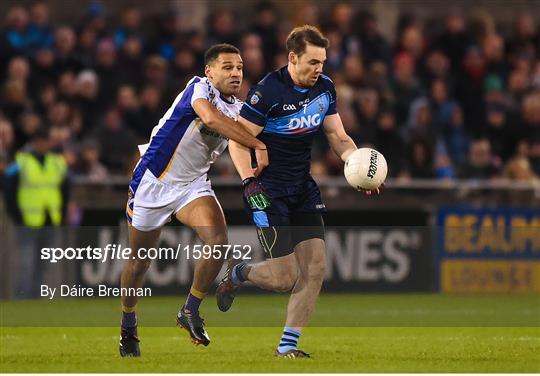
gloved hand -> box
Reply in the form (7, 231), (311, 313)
(242, 177), (271, 210)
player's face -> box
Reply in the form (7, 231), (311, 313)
(290, 44), (326, 87)
(206, 53), (243, 96)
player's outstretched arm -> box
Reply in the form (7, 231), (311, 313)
(229, 140), (255, 180)
(323, 113), (357, 162)
(192, 98), (266, 153)
(323, 114), (381, 195)
(229, 116), (270, 210)
(229, 116), (265, 179)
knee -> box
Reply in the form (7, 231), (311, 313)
(210, 233), (228, 247)
(305, 255), (326, 283)
(199, 232), (228, 260)
(201, 229), (228, 248)
(130, 257), (151, 276)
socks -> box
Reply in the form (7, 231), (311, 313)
(277, 327), (301, 353)
(121, 311), (137, 337)
(231, 262), (249, 285)
(184, 287), (205, 313)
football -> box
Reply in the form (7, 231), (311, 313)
(344, 148), (388, 191)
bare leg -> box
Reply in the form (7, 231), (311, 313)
(174, 196), (229, 346)
(243, 238), (325, 355)
(120, 224), (161, 312)
(284, 238), (326, 330)
(119, 223), (161, 356)
(244, 239), (326, 327)
(175, 196), (228, 301)
(245, 253), (298, 292)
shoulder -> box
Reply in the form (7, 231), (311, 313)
(255, 70), (285, 93)
(189, 76), (204, 85)
(259, 69), (282, 85)
(319, 74), (335, 89)
(247, 71), (285, 107)
(189, 76), (213, 93)
(49, 152), (68, 168)
(188, 76), (217, 104)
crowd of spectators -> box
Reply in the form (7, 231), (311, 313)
(1, 0), (539, 182)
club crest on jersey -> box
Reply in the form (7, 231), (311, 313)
(318, 99), (325, 112)
(250, 91), (262, 105)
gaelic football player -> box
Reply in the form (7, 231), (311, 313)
(119, 44), (268, 357)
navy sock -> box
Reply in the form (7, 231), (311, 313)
(121, 311), (137, 337)
(277, 327), (301, 353)
(184, 292), (202, 313)
(122, 311), (137, 327)
(231, 262), (248, 285)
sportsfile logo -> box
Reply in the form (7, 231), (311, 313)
(40, 244), (252, 263)
(287, 113), (321, 130)
(367, 150), (378, 179)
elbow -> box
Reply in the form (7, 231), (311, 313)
(200, 113), (217, 128)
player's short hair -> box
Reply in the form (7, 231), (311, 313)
(204, 44), (240, 65)
(286, 25), (329, 56)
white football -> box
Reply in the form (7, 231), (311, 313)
(344, 148), (388, 191)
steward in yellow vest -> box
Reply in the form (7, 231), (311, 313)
(4, 130), (68, 228)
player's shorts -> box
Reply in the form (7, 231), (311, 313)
(244, 177), (326, 259)
(126, 166), (215, 232)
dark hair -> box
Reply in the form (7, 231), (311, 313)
(204, 43), (240, 65)
(286, 25), (329, 56)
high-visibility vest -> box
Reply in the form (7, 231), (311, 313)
(15, 151), (67, 228)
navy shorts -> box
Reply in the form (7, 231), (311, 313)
(244, 177), (326, 259)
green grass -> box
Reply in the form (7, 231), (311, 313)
(1, 294), (540, 372)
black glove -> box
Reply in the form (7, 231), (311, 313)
(242, 177), (271, 210)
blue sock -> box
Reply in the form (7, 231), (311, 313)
(122, 311), (137, 327)
(231, 262), (248, 285)
(121, 311), (137, 337)
(184, 292), (203, 313)
(277, 327), (301, 353)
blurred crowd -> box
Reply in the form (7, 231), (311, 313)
(1, 0), (540, 182)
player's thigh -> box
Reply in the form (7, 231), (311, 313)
(175, 196), (227, 244)
(246, 196), (296, 259)
(290, 212), (325, 247)
(127, 222), (161, 262)
(293, 237), (326, 280)
(256, 225), (295, 259)
(128, 169), (185, 231)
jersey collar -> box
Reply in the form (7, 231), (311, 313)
(206, 77), (236, 104)
(219, 94), (235, 104)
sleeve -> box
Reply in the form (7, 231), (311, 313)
(239, 84), (275, 127)
(190, 79), (211, 106)
(325, 77), (338, 116)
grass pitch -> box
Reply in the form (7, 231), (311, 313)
(1, 293), (539, 373)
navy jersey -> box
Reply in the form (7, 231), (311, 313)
(240, 66), (337, 187)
